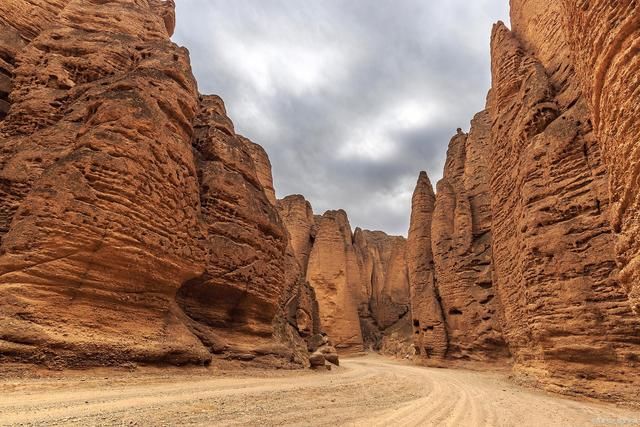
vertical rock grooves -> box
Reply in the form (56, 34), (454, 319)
(277, 195), (412, 356)
(0, 0), (315, 369)
(408, 3), (640, 401)
(305, 210), (364, 354)
(562, 0), (640, 314)
(353, 229), (410, 350)
(407, 172), (448, 359)
(432, 122), (508, 361)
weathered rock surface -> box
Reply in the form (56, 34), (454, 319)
(353, 229), (411, 350)
(407, 172), (447, 359)
(276, 195), (316, 275)
(409, 3), (640, 401)
(277, 195), (412, 355)
(243, 136), (276, 205)
(488, 14), (640, 400)
(305, 210), (364, 354)
(561, 0), (640, 314)
(353, 229), (409, 330)
(0, 0), (314, 369)
(176, 95), (305, 366)
(432, 122), (508, 361)
(0, 0), (210, 367)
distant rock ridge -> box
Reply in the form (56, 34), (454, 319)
(276, 195), (412, 356)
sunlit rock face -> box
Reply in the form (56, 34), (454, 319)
(561, 0), (640, 315)
(0, 1), (312, 368)
(406, 172), (447, 359)
(303, 210), (364, 354)
(0, 0), (212, 367)
(408, 1), (640, 401)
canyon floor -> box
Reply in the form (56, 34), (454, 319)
(1, 355), (639, 427)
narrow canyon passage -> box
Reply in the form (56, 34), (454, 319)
(1, 356), (638, 426)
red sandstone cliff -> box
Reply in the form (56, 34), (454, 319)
(277, 195), (412, 355)
(408, 1), (640, 401)
(0, 0), (314, 368)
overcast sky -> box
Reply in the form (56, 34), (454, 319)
(173, 1), (510, 236)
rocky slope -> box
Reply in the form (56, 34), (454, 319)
(0, 0), (316, 368)
(408, 0), (640, 401)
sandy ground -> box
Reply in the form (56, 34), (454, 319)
(1, 355), (639, 426)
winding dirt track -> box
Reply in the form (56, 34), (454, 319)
(1, 355), (639, 426)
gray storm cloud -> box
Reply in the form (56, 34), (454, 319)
(172, 0), (510, 236)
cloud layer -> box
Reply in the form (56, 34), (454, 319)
(173, 0), (510, 236)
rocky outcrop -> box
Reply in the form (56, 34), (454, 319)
(353, 229), (409, 330)
(0, 0), (211, 367)
(562, 1), (640, 314)
(276, 195), (316, 275)
(242, 136), (276, 205)
(0, 0), (313, 368)
(353, 229), (411, 350)
(409, 3), (640, 401)
(431, 121), (508, 361)
(176, 95), (305, 366)
(407, 172), (447, 359)
(486, 11), (640, 400)
(277, 195), (412, 355)
(306, 210), (364, 354)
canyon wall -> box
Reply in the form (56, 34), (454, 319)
(406, 172), (447, 359)
(277, 195), (412, 355)
(0, 0), (314, 368)
(561, 0), (640, 314)
(408, 1), (640, 401)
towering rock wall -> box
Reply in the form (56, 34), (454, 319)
(431, 121), (508, 361)
(305, 210), (364, 353)
(353, 229), (409, 332)
(0, 1), (313, 368)
(561, 0), (640, 314)
(0, 0), (211, 366)
(488, 20), (640, 398)
(276, 195), (316, 275)
(277, 195), (411, 355)
(406, 172), (447, 359)
(409, 2), (640, 400)
(176, 95), (306, 366)
(352, 228), (412, 353)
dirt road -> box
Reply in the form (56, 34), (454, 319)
(1, 355), (639, 426)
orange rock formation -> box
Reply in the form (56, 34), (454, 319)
(0, 0), (317, 368)
(408, 1), (640, 401)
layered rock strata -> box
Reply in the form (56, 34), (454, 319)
(353, 229), (411, 350)
(486, 11), (640, 399)
(176, 95), (305, 366)
(0, 0), (315, 368)
(561, 0), (640, 314)
(0, 0), (210, 366)
(409, 2), (640, 401)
